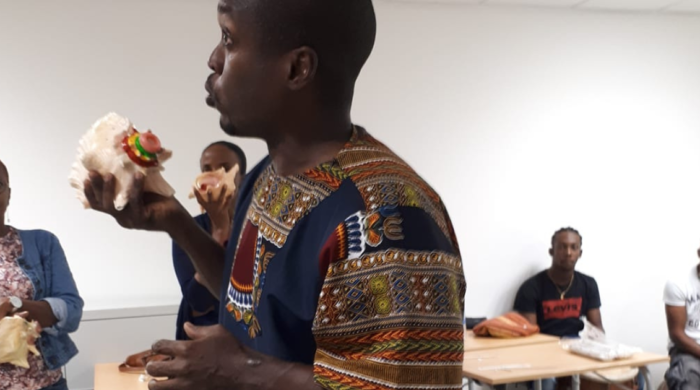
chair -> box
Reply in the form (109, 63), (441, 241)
(580, 367), (640, 390)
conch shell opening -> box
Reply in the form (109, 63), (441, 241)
(188, 165), (240, 202)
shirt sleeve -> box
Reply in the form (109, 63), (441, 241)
(312, 205), (466, 390)
(513, 280), (538, 314)
(586, 277), (602, 310)
(41, 297), (68, 336)
(42, 232), (84, 335)
(664, 279), (687, 307)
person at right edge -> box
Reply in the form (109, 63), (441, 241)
(81, 0), (467, 389)
(663, 245), (700, 390)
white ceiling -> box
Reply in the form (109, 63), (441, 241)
(385, 0), (700, 14)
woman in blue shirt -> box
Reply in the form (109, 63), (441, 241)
(0, 159), (83, 390)
(171, 142), (246, 340)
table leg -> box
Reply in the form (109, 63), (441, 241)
(534, 379), (542, 390)
(640, 366), (652, 390)
(467, 378), (475, 390)
(572, 374), (580, 390)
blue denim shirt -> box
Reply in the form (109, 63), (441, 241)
(15, 229), (83, 370)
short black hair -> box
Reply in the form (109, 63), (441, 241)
(551, 227), (582, 247)
(223, 0), (376, 102)
(204, 141), (247, 174)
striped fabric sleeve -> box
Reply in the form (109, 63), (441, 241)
(313, 212), (466, 390)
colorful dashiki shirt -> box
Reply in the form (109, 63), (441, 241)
(219, 127), (466, 390)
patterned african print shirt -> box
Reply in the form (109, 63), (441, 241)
(219, 127), (466, 390)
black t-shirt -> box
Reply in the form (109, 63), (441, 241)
(513, 270), (601, 337)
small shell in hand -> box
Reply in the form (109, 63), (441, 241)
(188, 165), (239, 201)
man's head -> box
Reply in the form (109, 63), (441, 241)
(0, 160), (10, 222)
(200, 141), (247, 188)
(549, 227), (583, 272)
(205, 0), (376, 140)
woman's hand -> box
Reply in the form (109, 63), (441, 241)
(0, 298), (12, 317)
(193, 186), (235, 246)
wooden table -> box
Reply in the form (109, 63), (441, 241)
(94, 363), (152, 390)
(464, 330), (559, 352)
(462, 342), (669, 390)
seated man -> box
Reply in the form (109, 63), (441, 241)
(514, 227), (603, 338)
(513, 227), (602, 390)
(663, 247), (700, 390)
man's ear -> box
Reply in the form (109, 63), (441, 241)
(548, 248), (554, 257)
(284, 46), (318, 91)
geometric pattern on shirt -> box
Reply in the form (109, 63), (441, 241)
(249, 163), (346, 248)
(226, 232), (275, 339)
(335, 132), (458, 251)
(226, 161), (348, 338)
(313, 249), (465, 390)
(342, 206), (405, 260)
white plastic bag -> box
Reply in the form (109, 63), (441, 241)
(562, 319), (642, 361)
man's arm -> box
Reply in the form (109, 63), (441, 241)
(168, 212), (226, 297)
(83, 172), (227, 297)
(513, 281), (539, 326)
(666, 304), (700, 359)
(586, 308), (604, 332)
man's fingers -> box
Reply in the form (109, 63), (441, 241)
(102, 174), (116, 212)
(86, 171), (105, 208)
(146, 358), (186, 378)
(151, 339), (187, 357)
(130, 172), (146, 216)
(148, 377), (189, 390)
(84, 179), (99, 209)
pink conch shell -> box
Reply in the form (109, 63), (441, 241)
(188, 165), (239, 202)
(0, 316), (41, 368)
(68, 112), (175, 211)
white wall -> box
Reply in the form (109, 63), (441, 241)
(3, 0), (700, 387)
(0, 0), (269, 310)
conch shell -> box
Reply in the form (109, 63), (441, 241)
(188, 165), (239, 202)
(69, 112), (175, 210)
(0, 316), (41, 368)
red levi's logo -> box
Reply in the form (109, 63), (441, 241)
(542, 298), (582, 320)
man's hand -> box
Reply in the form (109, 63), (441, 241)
(83, 171), (186, 233)
(146, 324), (300, 390)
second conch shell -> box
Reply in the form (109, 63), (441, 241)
(0, 316), (41, 368)
(188, 165), (239, 202)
